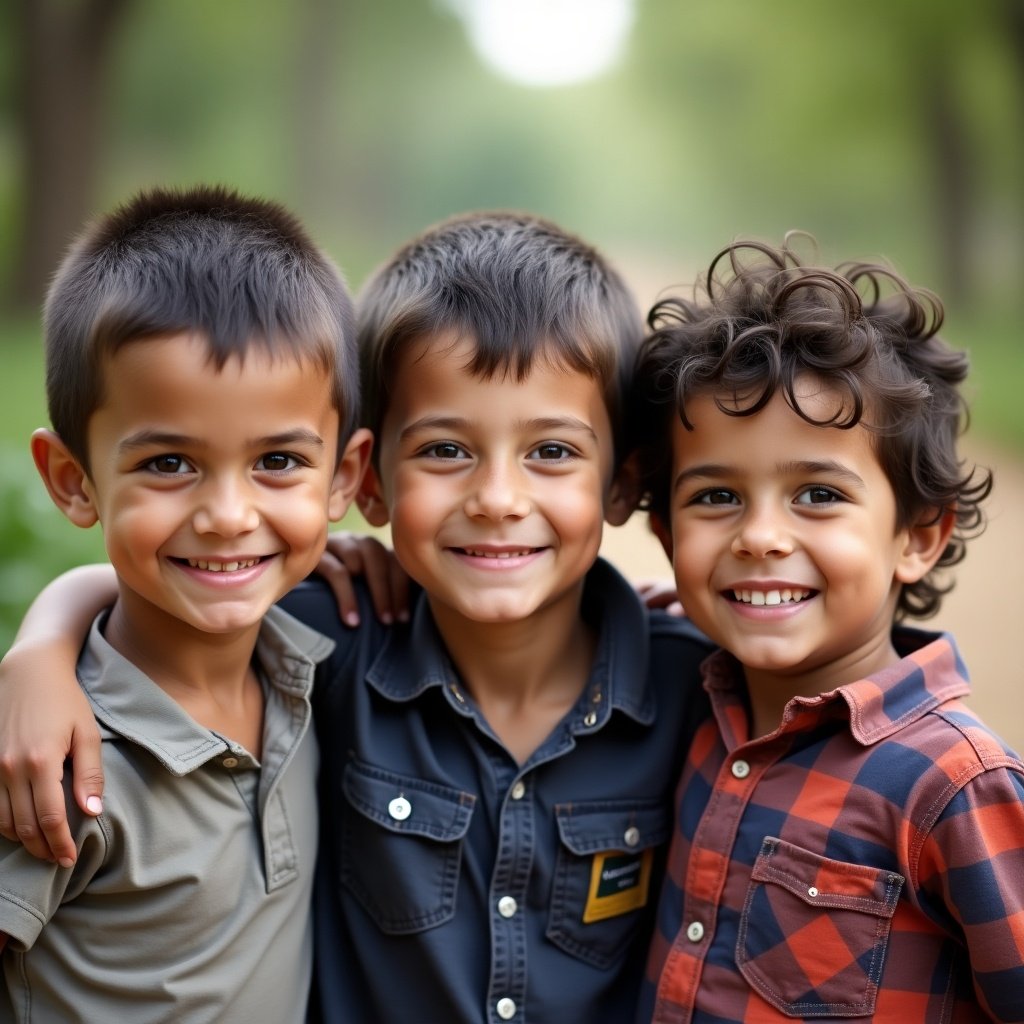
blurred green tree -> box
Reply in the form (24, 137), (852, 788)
(11, 0), (133, 309)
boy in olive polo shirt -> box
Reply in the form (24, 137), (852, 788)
(0, 187), (371, 1022)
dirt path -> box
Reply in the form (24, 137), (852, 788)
(598, 439), (1024, 752)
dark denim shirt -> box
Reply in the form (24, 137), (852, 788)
(282, 558), (710, 1024)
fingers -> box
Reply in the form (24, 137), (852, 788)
(0, 750), (73, 865)
(353, 535), (399, 625)
(322, 532), (411, 626)
(634, 579), (685, 617)
(317, 547), (360, 626)
(387, 554), (411, 624)
(70, 726), (105, 823)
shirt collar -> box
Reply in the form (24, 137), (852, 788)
(78, 605), (334, 775)
(365, 557), (657, 726)
(703, 628), (971, 746)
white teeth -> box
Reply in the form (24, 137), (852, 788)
(464, 549), (533, 559)
(732, 588), (810, 605)
(187, 558), (260, 572)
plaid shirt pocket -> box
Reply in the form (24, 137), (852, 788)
(736, 836), (904, 1017)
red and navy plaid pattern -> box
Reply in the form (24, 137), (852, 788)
(640, 629), (1024, 1022)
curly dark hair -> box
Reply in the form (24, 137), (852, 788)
(629, 234), (992, 620)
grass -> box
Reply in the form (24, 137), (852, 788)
(0, 313), (1021, 652)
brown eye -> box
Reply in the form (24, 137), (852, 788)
(258, 452), (296, 472)
(527, 442), (575, 461)
(422, 442), (466, 459)
(694, 488), (737, 505)
(796, 486), (841, 505)
(147, 455), (190, 474)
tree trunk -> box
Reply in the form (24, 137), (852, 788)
(10, 0), (132, 312)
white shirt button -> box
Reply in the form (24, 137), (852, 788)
(731, 759), (751, 779)
(388, 796), (412, 821)
(496, 997), (516, 1020)
(510, 781), (526, 800)
(583, 711), (597, 727)
(497, 896), (518, 918)
(222, 756), (239, 769)
(623, 826), (640, 848)
(686, 920), (704, 942)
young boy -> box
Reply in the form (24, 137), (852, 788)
(629, 238), (1024, 1020)
(0, 212), (712, 1022)
(0, 186), (372, 1021)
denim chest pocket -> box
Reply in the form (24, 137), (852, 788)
(737, 836), (905, 1017)
(339, 760), (475, 935)
(547, 799), (670, 969)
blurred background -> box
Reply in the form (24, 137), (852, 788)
(1, 0), (1021, 740)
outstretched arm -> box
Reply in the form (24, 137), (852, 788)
(0, 537), (408, 867)
(0, 564), (116, 866)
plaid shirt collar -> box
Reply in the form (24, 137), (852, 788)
(700, 628), (971, 749)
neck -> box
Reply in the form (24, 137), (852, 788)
(742, 632), (903, 740)
(428, 583), (596, 763)
(104, 593), (260, 700)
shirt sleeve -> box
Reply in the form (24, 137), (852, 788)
(917, 764), (1024, 1020)
(0, 803), (107, 951)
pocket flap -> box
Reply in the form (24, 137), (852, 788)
(554, 799), (669, 855)
(752, 836), (904, 917)
(343, 760), (474, 841)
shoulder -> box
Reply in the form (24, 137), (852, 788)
(647, 609), (716, 683)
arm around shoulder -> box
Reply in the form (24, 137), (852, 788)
(0, 563), (117, 865)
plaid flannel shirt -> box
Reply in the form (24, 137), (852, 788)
(641, 629), (1024, 1022)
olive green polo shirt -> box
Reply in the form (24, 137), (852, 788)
(0, 605), (331, 1024)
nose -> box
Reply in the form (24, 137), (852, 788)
(192, 475), (261, 537)
(464, 458), (531, 521)
(731, 503), (792, 559)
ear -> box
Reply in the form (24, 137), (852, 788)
(327, 428), (374, 523)
(30, 428), (99, 528)
(604, 452), (641, 527)
(355, 459), (391, 528)
(894, 508), (956, 585)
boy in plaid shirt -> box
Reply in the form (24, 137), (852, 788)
(631, 236), (1024, 1021)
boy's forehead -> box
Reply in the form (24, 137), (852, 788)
(672, 384), (878, 466)
(394, 329), (604, 390)
(381, 331), (613, 434)
(90, 332), (338, 432)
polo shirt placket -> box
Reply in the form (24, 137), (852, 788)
(0, 606), (331, 1024)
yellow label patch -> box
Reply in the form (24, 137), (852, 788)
(582, 848), (653, 923)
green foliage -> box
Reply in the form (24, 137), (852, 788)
(0, 445), (107, 653)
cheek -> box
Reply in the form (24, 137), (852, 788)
(271, 488), (333, 544)
(553, 475), (608, 526)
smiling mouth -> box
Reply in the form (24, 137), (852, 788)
(180, 557), (264, 572)
(728, 587), (815, 606)
(454, 548), (542, 559)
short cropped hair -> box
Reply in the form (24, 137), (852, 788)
(44, 185), (358, 470)
(357, 211), (643, 465)
(630, 234), (992, 620)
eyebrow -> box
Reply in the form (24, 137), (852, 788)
(672, 459), (866, 493)
(398, 415), (598, 443)
(117, 428), (326, 454)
